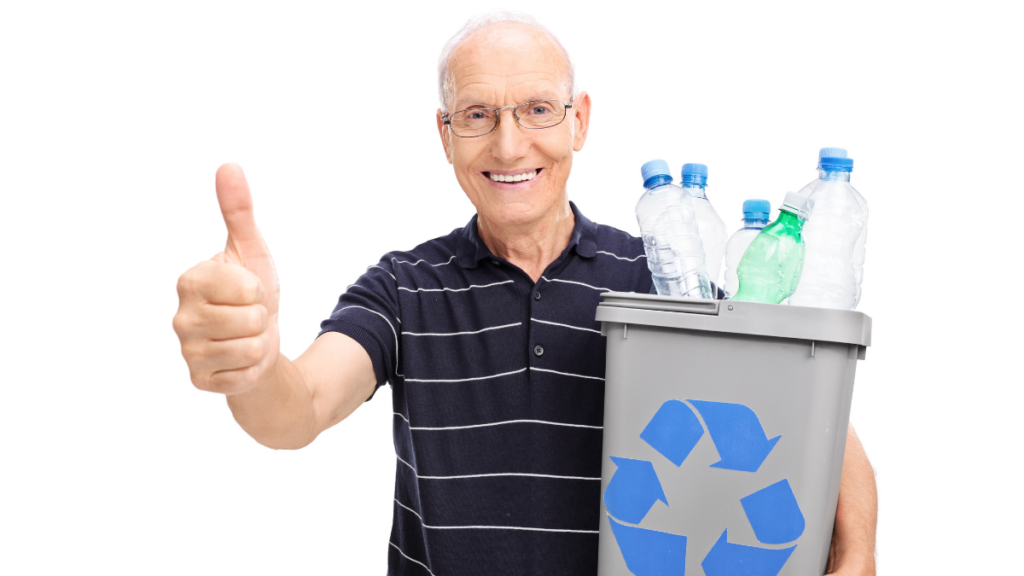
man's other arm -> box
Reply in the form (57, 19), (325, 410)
(827, 424), (878, 575)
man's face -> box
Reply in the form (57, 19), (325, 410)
(436, 23), (591, 229)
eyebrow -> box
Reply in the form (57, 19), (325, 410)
(454, 93), (565, 111)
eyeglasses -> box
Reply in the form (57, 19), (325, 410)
(442, 98), (573, 138)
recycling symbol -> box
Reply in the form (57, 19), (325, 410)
(604, 400), (805, 576)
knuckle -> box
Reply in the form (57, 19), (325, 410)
(176, 272), (195, 299)
(180, 341), (204, 364)
(248, 306), (268, 334)
(244, 338), (265, 364)
(210, 366), (259, 395)
(171, 312), (186, 336)
(239, 273), (261, 303)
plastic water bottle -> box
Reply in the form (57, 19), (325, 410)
(680, 163), (727, 289)
(723, 199), (771, 298)
(788, 148), (868, 310)
(636, 160), (713, 299)
(731, 193), (809, 304)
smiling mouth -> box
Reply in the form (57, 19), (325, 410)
(484, 169), (541, 183)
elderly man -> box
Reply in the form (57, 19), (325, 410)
(173, 14), (877, 576)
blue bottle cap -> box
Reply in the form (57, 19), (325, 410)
(820, 156), (854, 172)
(680, 163), (708, 185)
(819, 147), (847, 160)
(742, 199), (771, 219)
(641, 159), (673, 188)
(817, 147), (853, 171)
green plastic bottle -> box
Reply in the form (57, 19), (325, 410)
(731, 192), (810, 304)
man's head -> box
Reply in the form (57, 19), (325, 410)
(436, 14), (591, 231)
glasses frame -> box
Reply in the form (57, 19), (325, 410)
(442, 97), (574, 138)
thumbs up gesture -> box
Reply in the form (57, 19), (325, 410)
(173, 164), (281, 395)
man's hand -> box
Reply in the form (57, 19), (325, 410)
(173, 164), (281, 395)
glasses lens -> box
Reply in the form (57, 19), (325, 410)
(515, 100), (566, 129)
(450, 108), (497, 136)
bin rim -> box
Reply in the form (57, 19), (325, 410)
(596, 292), (872, 347)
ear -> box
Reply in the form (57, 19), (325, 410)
(570, 91), (592, 152)
(436, 109), (453, 164)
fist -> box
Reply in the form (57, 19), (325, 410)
(173, 164), (281, 395)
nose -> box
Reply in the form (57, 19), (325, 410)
(490, 107), (529, 164)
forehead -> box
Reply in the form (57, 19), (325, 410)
(448, 23), (569, 107)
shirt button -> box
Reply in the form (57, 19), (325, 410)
(534, 344), (544, 357)
(534, 291), (541, 300)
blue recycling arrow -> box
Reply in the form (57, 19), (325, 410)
(687, 400), (780, 472)
(701, 530), (796, 576)
(608, 515), (686, 576)
(640, 400), (705, 466)
(741, 479), (805, 544)
(604, 457), (668, 524)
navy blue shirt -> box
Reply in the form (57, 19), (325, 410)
(320, 202), (653, 576)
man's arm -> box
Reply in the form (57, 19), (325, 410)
(173, 164), (377, 449)
(225, 334), (377, 449)
(827, 424), (878, 575)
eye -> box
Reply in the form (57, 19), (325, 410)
(524, 103), (554, 116)
(468, 111), (488, 120)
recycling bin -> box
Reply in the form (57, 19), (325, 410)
(595, 292), (871, 576)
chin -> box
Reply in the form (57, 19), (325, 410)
(484, 198), (551, 227)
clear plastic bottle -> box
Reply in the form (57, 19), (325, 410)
(636, 159), (713, 299)
(789, 148), (868, 310)
(731, 193), (809, 304)
(723, 199), (771, 298)
(680, 163), (728, 289)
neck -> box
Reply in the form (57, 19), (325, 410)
(476, 201), (576, 283)
(682, 183), (707, 199)
(819, 170), (852, 182)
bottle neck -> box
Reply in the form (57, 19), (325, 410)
(819, 169), (852, 182)
(681, 183), (707, 199)
(777, 209), (804, 226)
(742, 218), (768, 229)
(644, 175), (673, 189)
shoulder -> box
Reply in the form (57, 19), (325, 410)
(590, 222), (646, 264)
(374, 227), (464, 271)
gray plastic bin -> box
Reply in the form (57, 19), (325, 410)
(595, 292), (871, 576)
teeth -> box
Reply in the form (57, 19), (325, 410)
(489, 170), (538, 183)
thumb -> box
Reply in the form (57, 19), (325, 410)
(216, 163), (263, 251)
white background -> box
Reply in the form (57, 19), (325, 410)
(1, 1), (1021, 573)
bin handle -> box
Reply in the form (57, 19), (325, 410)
(599, 293), (720, 316)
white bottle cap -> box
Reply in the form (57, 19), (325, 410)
(781, 192), (810, 218)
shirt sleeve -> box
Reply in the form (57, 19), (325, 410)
(318, 256), (400, 399)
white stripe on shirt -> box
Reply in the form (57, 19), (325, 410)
(409, 418), (602, 431)
(530, 317), (602, 335)
(332, 305), (403, 377)
(389, 541), (435, 576)
(393, 500), (598, 535)
(540, 276), (612, 292)
(366, 265), (396, 281)
(596, 250), (646, 262)
(398, 280), (515, 293)
(404, 367), (527, 383)
(530, 367), (605, 381)
(404, 322), (521, 337)
(392, 255), (458, 267)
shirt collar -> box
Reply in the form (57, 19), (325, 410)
(456, 201), (598, 269)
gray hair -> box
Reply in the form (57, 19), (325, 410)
(437, 12), (576, 114)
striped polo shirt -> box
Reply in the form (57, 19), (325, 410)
(320, 202), (653, 576)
